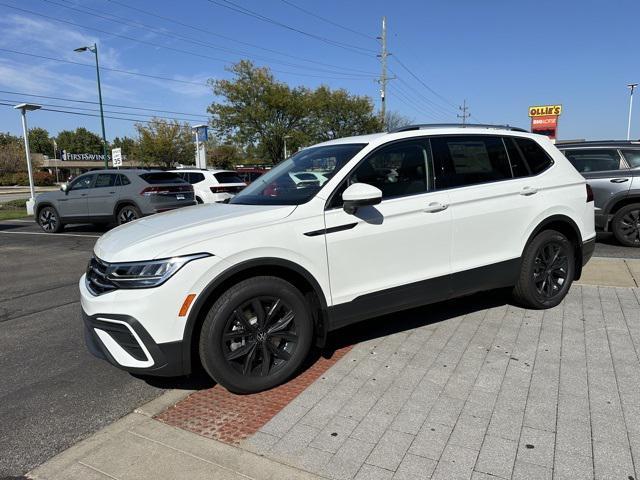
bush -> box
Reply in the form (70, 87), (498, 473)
(0, 171), (55, 186)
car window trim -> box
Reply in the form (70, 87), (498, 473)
(324, 137), (434, 211)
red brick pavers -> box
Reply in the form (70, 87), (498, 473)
(155, 346), (352, 444)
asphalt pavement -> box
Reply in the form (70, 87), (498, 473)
(0, 220), (199, 478)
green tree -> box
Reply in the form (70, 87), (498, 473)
(0, 132), (21, 148)
(28, 127), (54, 156)
(111, 136), (138, 163)
(384, 111), (413, 132)
(56, 128), (103, 154)
(207, 143), (242, 169)
(208, 60), (310, 163)
(134, 118), (193, 168)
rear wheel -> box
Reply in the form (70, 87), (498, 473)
(611, 204), (640, 247)
(199, 276), (313, 394)
(116, 204), (141, 225)
(37, 206), (63, 233)
(513, 229), (575, 309)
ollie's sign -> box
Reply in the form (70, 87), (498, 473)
(528, 104), (562, 140)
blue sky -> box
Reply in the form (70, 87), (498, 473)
(0, 0), (639, 142)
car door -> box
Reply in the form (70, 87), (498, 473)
(430, 135), (546, 293)
(87, 173), (118, 219)
(58, 173), (94, 220)
(561, 148), (631, 228)
(324, 138), (452, 321)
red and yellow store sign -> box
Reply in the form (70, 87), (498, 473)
(528, 104), (562, 139)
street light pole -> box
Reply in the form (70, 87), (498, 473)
(283, 135), (291, 160)
(13, 103), (41, 215)
(627, 83), (638, 141)
(75, 43), (108, 169)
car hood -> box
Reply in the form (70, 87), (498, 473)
(94, 203), (296, 262)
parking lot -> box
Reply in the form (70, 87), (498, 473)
(2, 216), (640, 479)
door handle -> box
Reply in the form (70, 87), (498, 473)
(80, 193), (88, 197)
(109, 191), (116, 194)
(519, 186), (539, 196)
(424, 202), (448, 213)
(610, 178), (629, 183)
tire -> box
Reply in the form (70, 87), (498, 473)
(37, 206), (63, 233)
(199, 276), (314, 394)
(116, 204), (142, 225)
(196, 197), (204, 204)
(611, 204), (640, 247)
(513, 229), (575, 309)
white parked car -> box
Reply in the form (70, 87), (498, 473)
(170, 168), (246, 203)
(81, 125), (595, 393)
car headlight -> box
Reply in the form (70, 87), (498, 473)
(104, 253), (211, 288)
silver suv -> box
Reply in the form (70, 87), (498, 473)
(557, 141), (640, 246)
(35, 169), (195, 233)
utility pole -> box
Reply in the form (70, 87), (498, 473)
(458, 99), (470, 125)
(627, 83), (637, 140)
(377, 16), (388, 129)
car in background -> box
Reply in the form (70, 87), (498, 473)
(170, 169), (246, 203)
(557, 141), (640, 246)
(235, 166), (269, 185)
(290, 171), (329, 186)
(35, 169), (195, 233)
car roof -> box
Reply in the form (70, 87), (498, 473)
(82, 169), (162, 175)
(557, 140), (640, 148)
(169, 168), (237, 174)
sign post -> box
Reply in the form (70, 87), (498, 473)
(528, 104), (562, 140)
(111, 147), (122, 168)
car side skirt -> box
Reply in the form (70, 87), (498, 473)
(327, 258), (520, 331)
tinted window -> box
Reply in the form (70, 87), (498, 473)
(118, 174), (131, 186)
(621, 149), (640, 168)
(214, 172), (244, 184)
(69, 174), (94, 190)
(430, 136), (511, 188)
(504, 137), (530, 178)
(139, 172), (186, 184)
(294, 172), (317, 181)
(515, 138), (553, 174)
(94, 174), (116, 188)
(189, 172), (205, 183)
(562, 149), (621, 173)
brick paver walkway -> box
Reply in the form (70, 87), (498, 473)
(243, 285), (640, 480)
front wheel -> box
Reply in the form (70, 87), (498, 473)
(611, 204), (640, 247)
(199, 276), (314, 394)
(38, 206), (63, 233)
(513, 229), (575, 309)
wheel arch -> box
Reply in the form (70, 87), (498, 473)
(182, 257), (329, 375)
(113, 200), (140, 218)
(35, 201), (55, 217)
(606, 194), (640, 218)
(524, 214), (584, 279)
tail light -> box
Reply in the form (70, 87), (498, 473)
(586, 184), (594, 202)
(141, 185), (193, 196)
(210, 186), (242, 194)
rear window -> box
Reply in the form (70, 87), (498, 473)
(622, 149), (640, 168)
(514, 138), (554, 174)
(214, 172), (244, 184)
(139, 172), (186, 184)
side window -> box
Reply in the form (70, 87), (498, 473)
(430, 135), (512, 188)
(562, 149), (621, 173)
(69, 174), (94, 190)
(118, 174), (131, 186)
(621, 149), (640, 168)
(190, 172), (205, 183)
(504, 137), (530, 178)
(94, 174), (116, 188)
(514, 138), (554, 174)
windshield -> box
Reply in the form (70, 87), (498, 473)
(230, 143), (366, 205)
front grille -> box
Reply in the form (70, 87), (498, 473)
(86, 256), (118, 295)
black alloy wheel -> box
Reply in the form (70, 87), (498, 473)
(532, 241), (569, 299)
(612, 204), (640, 247)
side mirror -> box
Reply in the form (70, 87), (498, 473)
(60, 183), (69, 194)
(342, 183), (382, 215)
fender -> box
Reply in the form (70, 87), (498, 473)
(181, 257), (329, 373)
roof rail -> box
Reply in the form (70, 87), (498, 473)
(389, 123), (528, 133)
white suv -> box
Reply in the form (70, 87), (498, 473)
(81, 125), (595, 393)
(171, 168), (246, 203)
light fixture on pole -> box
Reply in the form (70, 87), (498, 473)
(14, 103), (41, 215)
(627, 83), (638, 141)
(75, 43), (108, 169)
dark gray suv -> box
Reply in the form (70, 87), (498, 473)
(35, 169), (195, 233)
(557, 141), (640, 246)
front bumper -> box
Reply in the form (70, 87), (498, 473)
(83, 310), (189, 377)
(582, 236), (596, 266)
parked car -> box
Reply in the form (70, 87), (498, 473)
(171, 168), (246, 203)
(557, 141), (640, 246)
(81, 125), (595, 393)
(35, 169), (195, 233)
(235, 166), (269, 185)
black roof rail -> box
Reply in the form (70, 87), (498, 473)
(388, 123), (528, 133)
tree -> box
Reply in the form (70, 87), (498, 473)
(111, 136), (138, 163)
(208, 60), (310, 163)
(56, 128), (103, 154)
(28, 127), (54, 156)
(0, 132), (21, 148)
(207, 144), (241, 169)
(134, 118), (194, 168)
(0, 142), (25, 174)
(384, 111), (413, 131)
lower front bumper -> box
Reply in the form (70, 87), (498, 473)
(83, 310), (189, 377)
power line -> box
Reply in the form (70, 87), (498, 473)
(0, 90), (209, 118)
(387, 85), (442, 122)
(457, 99), (470, 125)
(390, 83), (450, 121)
(0, 3), (375, 80)
(205, 0), (378, 56)
(40, 0), (378, 78)
(391, 73), (456, 119)
(279, 0), (376, 40)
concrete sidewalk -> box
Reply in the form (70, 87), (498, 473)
(28, 390), (321, 480)
(577, 256), (640, 287)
